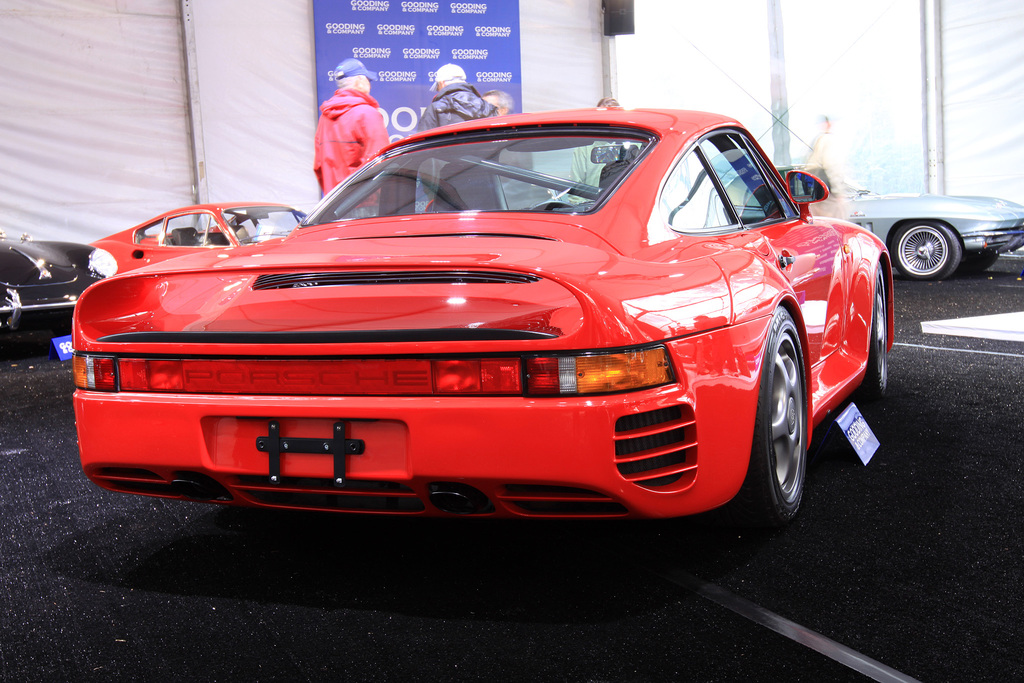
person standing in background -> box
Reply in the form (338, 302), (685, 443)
(482, 90), (515, 116)
(314, 58), (389, 194)
(804, 115), (849, 219)
(570, 98), (622, 186)
(417, 63), (497, 131)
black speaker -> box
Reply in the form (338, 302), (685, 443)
(603, 0), (634, 36)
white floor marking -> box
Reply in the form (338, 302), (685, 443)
(647, 563), (923, 682)
(921, 311), (1024, 342)
(894, 342), (1024, 358)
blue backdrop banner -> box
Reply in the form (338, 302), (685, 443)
(312, 1), (522, 141)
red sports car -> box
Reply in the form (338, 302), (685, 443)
(91, 203), (306, 273)
(72, 109), (892, 526)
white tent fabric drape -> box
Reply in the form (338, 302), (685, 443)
(1, 0), (603, 244)
(1, 1), (195, 243)
(3, 0), (1019, 246)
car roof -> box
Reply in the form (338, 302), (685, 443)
(384, 108), (742, 152)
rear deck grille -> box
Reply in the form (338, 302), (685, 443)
(613, 405), (697, 490)
(252, 270), (541, 290)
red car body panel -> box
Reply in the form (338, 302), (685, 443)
(72, 109), (892, 520)
(91, 202), (304, 273)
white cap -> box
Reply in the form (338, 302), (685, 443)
(431, 63), (466, 91)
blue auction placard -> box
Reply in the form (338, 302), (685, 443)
(49, 334), (74, 361)
(312, 0), (522, 141)
(835, 403), (880, 465)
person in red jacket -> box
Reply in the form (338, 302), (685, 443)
(314, 59), (389, 194)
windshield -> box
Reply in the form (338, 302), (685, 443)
(224, 207), (306, 244)
(304, 129), (654, 225)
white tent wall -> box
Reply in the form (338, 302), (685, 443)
(520, 0), (605, 112)
(613, 0), (927, 195)
(3, 1), (1021, 246)
(0, 1), (195, 243)
(186, 0), (322, 213)
(611, 0), (1024, 205)
(940, 0), (1024, 201)
(0, 0), (602, 243)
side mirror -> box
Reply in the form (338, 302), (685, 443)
(787, 170), (830, 204)
(591, 144), (625, 165)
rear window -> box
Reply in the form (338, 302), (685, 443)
(305, 129), (655, 225)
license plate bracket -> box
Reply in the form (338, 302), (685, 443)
(256, 420), (365, 487)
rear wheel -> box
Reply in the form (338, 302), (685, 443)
(892, 221), (961, 280)
(856, 267), (888, 401)
(719, 307), (807, 527)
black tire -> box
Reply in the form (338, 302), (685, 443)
(856, 267), (888, 401)
(957, 251), (999, 274)
(719, 307), (807, 527)
(892, 221), (962, 280)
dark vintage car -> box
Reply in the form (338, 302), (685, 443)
(72, 109), (892, 527)
(2, 228), (117, 335)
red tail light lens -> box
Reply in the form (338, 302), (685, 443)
(72, 355), (117, 391)
(102, 357), (523, 396)
(119, 359), (184, 391)
(433, 358), (522, 394)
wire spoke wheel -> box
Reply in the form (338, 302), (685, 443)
(894, 221), (961, 280)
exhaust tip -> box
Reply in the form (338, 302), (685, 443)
(171, 472), (233, 501)
(428, 482), (493, 515)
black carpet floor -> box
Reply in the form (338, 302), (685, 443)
(2, 255), (1022, 682)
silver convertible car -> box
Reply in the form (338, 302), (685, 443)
(847, 188), (1024, 280)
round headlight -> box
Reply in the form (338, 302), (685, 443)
(88, 248), (118, 278)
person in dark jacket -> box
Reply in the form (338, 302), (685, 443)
(314, 58), (389, 194)
(482, 90), (515, 116)
(417, 63), (497, 131)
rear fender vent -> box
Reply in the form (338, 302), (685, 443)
(252, 270), (541, 290)
(614, 405), (697, 491)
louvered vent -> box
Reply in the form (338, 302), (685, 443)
(614, 405), (697, 490)
(252, 270), (541, 290)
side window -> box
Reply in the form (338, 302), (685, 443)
(134, 219), (163, 245)
(165, 213), (213, 247)
(661, 149), (733, 232)
(699, 135), (784, 224)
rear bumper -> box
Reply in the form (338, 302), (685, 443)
(73, 327), (768, 520)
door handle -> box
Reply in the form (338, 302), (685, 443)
(778, 252), (796, 269)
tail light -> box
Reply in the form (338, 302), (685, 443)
(79, 357), (523, 396)
(73, 345), (673, 397)
(526, 347), (672, 395)
(72, 355), (117, 391)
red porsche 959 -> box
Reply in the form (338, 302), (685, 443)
(72, 109), (892, 526)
